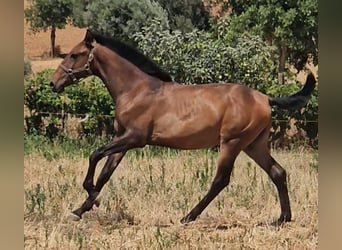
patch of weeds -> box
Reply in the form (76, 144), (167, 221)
(154, 226), (179, 249)
(24, 134), (108, 158)
(310, 153), (318, 172)
(173, 176), (191, 212)
(25, 184), (47, 215)
(43, 150), (60, 161)
(24, 134), (50, 154)
(75, 230), (87, 250)
(196, 163), (211, 191)
(100, 197), (135, 226)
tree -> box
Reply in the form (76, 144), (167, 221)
(25, 0), (73, 57)
(156, 0), (210, 32)
(134, 20), (276, 86)
(71, 0), (216, 42)
(71, 0), (169, 43)
(226, 0), (318, 84)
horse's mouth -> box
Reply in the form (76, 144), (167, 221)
(51, 86), (64, 93)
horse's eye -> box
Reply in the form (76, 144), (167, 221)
(70, 54), (78, 59)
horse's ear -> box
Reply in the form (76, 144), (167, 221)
(84, 29), (96, 48)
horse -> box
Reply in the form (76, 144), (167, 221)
(50, 29), (316, 225)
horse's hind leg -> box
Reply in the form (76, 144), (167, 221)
(71, 152), (126, 220)
(180, 138), (241, 224)
(243, 128), (292, 225)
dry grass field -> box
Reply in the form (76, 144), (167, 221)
(24, 148), (318, 249)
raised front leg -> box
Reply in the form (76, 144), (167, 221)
(71, 152), (126, 220)
(70, 131), (145, 220)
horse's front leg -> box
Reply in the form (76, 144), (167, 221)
(70, 131), (145, 220)
(81, 120), (121, 196)
(70, 152), (126, 220)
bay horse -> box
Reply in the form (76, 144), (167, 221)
(50, 29), (316, 225)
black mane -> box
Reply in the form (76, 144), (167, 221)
(92, 32), (173, 82)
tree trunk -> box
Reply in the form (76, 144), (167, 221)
(50, 26), (56, 57)
(278, 45), (288, 84)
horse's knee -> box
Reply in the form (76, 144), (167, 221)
(270, 163), (287, 186)
(89, 147), (104, 165)
(83, 179), (94, 193)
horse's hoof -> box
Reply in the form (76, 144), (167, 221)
(68, 212), (81, 221)
(271, 215), (291, 227)
(271, 219), (290, 227)
(180, 214), (196, 224)
(94, 197), (101, 207)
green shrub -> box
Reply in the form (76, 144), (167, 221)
(265, 80), (318, 148)
(24, 70), (114, 139)
(134, 19), (277, 86)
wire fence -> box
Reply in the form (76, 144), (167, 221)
(30, 111), (318, 124)
(25, 110), (318, 149)
(34, 111), (115, 119)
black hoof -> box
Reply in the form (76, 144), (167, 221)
(271, 216), (291, 227)
(180, 214), (197, 224)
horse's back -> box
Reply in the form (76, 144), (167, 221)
(147, 82), (271, 149)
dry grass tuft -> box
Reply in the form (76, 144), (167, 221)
(24, 148), (317, 249)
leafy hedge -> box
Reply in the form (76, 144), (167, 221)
(24, 70), (114, 138)
(134, 20), (277, 87)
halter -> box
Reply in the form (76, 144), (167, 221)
(58, 48), (95, 83)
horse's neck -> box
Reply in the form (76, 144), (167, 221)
(93, 46), (151, 101)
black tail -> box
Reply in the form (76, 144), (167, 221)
(269, 72), (316, 110)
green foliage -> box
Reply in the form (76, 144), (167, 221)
(24, 133), (108, 158)
(265, 80), (318, 148)
(156, 0), (210, 32)
(134, 19), (277, 87)
(24, 0), (73, 32)
(226, 0), (318, 72)
(24, 70), (114, 138)
(72, 0), (211, 41)
(72, 0), (169, 42)
(25, 0), (73, 56)
(25, 184), (46, 215)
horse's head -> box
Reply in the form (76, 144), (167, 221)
(50, 29), (96, 93)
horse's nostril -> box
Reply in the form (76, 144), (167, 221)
(50, 81), (54, 87)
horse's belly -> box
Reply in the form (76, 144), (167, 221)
(149, 124), (221, 150)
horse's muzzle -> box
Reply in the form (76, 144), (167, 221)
(50, 81), (63, 93)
